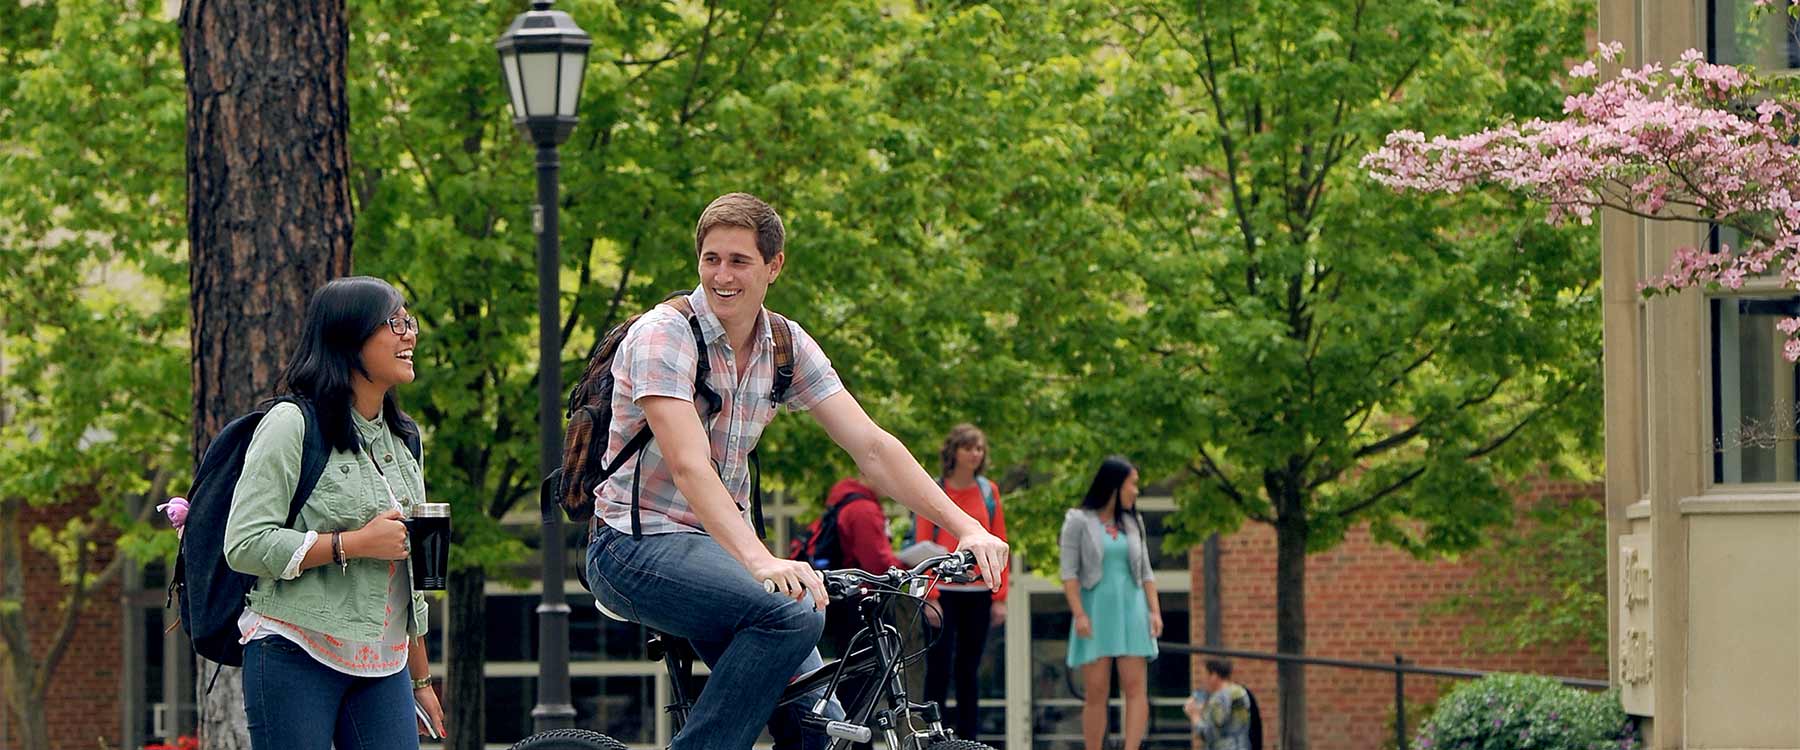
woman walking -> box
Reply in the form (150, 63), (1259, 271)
(223, 277), (446, 749)
(1060, 456), (1160, 750)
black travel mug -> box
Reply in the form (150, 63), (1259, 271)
(404, 503), (451, 591)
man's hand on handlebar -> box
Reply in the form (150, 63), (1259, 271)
(752, 554), (829, 611)
(954, 530), (1010, 592)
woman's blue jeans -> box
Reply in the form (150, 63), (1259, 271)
(242, 636), (419, 750)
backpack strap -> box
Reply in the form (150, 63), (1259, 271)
(398, 418), (424, 464)
(280, 397), (331, 529)
(766, 311), (795, 404)
(918, 476), (997, 545)
(611, 429), (655, 536)
(742, 311), (794, 540)
(974, 475), (997, 528)
(749, 451), (767, 539)
(665, 297), (721, 418)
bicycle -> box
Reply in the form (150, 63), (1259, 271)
(509, 551), (998, 750)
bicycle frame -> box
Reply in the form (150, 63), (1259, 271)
(648, 589), (953, 750)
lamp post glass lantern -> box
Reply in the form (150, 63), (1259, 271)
(496, 0), (590, 735)
(496, 0), (591, 146)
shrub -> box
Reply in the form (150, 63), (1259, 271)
(1382, 695), (1441, 750)
(1416, 674), (1638, 750)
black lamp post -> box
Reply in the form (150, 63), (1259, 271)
(496, 0), (591, 734)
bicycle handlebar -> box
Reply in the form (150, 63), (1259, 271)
(761, 549), (978, 599)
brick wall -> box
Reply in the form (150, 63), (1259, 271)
(1, 498), (124, 750)
(1189, 479), (1608, 750)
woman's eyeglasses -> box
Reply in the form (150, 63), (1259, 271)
(387, 316), (419, 336)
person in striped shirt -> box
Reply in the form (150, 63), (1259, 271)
(584, 192), (1010, 750)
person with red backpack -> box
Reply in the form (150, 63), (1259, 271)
(580, 193), (1010, 750)
(779, 476), (902, 750)
(791, 477), (902, 646)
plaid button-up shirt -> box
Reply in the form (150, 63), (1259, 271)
(596, 286), (844, 535)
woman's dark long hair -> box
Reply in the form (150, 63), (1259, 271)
(273, 276), (417, 454)
(1079, 455), (1143, 536)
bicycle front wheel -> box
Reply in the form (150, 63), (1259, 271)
(924, 741), (997, 750)
(507, 729), (630, 750)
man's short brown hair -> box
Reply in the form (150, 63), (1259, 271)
(695, 192), (785, 262)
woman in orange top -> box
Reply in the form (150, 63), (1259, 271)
(914, 423), (1008, 741)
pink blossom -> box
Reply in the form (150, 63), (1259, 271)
(158, 497), (190, 529)
(1364, 48), (1800, 358)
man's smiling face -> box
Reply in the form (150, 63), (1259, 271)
(698, 225), (782, 326)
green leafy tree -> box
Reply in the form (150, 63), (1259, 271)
(1436, 494), (1608, 656)
(970, 3), (1603, 748)
(0, 1), (189, 747)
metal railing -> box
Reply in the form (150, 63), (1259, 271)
(1160, 642), (1611, 750)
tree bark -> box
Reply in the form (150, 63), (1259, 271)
(0, 499), (50, 750)
(1275, 489), (1309, 750)
(448, 567), (488, 750)
(180, 0), (353, 745)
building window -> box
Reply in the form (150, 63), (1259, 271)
(1710, 296), (1800, 483)
(1711, 0), (1800, 68)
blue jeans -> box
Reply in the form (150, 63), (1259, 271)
(588, 525), (832, 750)
(242, 636), (419, 750)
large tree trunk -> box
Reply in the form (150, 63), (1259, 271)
(0, 500), (50, 750)
(180, 0), (353, 745)
(1275, 496), (1308, 750)
(448, 568), (488, 750)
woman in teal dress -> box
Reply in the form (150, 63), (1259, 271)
(1059, 456), (1161, 750)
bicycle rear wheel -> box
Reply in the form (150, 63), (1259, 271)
(507, 729), (630, 750)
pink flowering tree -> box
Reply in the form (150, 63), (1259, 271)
(1363, 39), (1800, 357)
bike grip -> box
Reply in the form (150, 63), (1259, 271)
(763, 579), (777, 594)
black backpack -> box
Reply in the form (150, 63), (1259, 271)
(1245, 685), (1265, 750)
(544, 292), (794, 540)
(788, 491), (877, 570)
(168, 397), (421, 667)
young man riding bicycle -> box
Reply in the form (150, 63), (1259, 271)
(584, 192), (1009, 750)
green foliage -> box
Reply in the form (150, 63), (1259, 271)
(0, 1), (188, 739)
(988, 0), (1605, 573)
(1434, 496), (1608, 655)
(337, 0), (1606, 592)
(0, 0), (189, 560)
(1, 0), (1607, 638)
(1417, 675), (1637, 750)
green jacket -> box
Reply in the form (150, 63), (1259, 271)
(223, 402), (430, 640)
